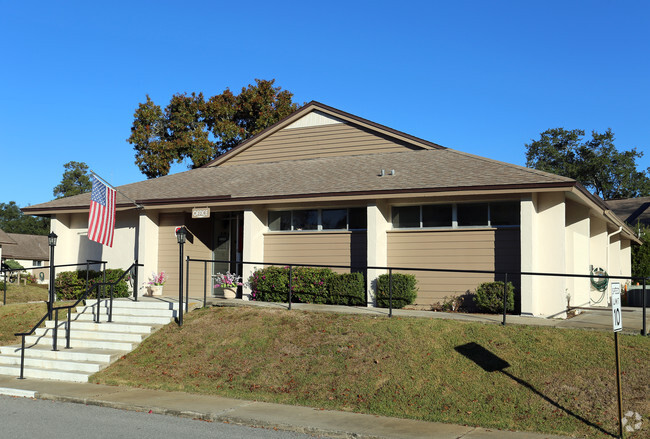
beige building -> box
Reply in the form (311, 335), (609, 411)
(23, 102), (638, 317)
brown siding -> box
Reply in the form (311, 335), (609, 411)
(264, 231), (366, 272)
(158, 213), (213, 297)
(223, 123), (420, 166)
(387, 229), (520, 305)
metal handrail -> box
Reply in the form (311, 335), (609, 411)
(13, 261), (142, 379)
(186, 257), (649, 336)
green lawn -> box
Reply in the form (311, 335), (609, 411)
(1, 282), (49, 305)
(91, 306), (650, 438)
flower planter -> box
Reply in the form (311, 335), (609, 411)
(223, 287), (237, 299)
(148, 285), (163, 296)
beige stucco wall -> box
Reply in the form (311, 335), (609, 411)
(367, 202), (389, 306)
(521, 192), (567, 317)
(51, 211), (138, 271)
(589, 217), (609, 306)
(565, 201), (591, 308)
(242, 207), (266, 300)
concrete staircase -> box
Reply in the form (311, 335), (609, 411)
(0, 298), (182, 382)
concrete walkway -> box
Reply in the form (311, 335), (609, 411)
(0, 376), (568, 439)
(2, 297), (646, 438)
(202, 296), (648, 336)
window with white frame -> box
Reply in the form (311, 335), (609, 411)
(268, 208), (367, 231)
(392, 201), (520, 229)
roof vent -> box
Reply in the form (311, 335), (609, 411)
(379, 169), (385, 176)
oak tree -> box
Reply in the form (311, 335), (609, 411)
(525, 128), (650, 200)
(128, 79), (300, 178)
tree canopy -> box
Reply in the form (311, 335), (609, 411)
(525, 128), (650, 200)
(128, 79), (300, 179)
(53, 161), (92, 199)
(0, 202), (50, 235)
(632, 224), (650, 278)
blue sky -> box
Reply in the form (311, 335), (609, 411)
(1, 1), (648, 207)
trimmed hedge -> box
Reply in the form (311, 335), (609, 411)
(55, 269), (130, 300)
(375, 273), (418, 309)
(328, 272), (366, 306)
(248, 267), (366, 305)
(475, 281), (514, 313)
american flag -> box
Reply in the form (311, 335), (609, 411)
(88, 175), (116, 247)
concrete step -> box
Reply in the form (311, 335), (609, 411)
(45, 320), (153, 335)
(34, 327), (144, 343)
(0, 345), (124, 363)
(84, 298), (183, 311)
(71, 312), (173, 325)
(0, 365), (91, 382)
(24, 334), (136, 351)
(76, 305), (177, 318)
(0, 353), (105, 373)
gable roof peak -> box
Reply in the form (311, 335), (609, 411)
(204, 101), (446, 168)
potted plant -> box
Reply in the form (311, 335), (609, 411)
(148, 271), (167, 296)
(214, 272), (243, 299)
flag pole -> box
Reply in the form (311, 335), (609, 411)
(90, 170), (144, 209)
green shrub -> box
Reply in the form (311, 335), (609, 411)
(249, 267), (365, 305)
(475, 281), (514, 313)
(376, 273), (417, 308)
(329, 272), (366, 306)
(55, 268), (130, 300)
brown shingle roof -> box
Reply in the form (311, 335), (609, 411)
(2, 234), (48, 261)
(0, 229), (16, 245)
(607, 196), (650, 226)
(24, 148), (575, 213)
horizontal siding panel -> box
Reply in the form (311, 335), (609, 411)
(226, 122), (418, 165)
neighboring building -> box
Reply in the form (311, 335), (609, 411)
(0, 232), (49, 283)
(22, 102), (638, 317)
(0, 229), (16, 269)
(607, 196), (650, 228)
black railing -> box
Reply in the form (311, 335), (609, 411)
(12, 261), (142, 379)
(185, 257), (649, 336)
(1, 261), (108, 307)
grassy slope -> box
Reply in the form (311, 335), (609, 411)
(91, 307), (647, 438)
(1, 283), (48, 305)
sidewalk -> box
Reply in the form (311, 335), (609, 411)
(0, 376), (568, 439)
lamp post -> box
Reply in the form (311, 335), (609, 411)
(48, 232), (57, 320)
(176, 226), (187, 326)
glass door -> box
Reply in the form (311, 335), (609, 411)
(212, 212), (242, 297)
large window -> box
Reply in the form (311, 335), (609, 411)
(269, 208), (367, 231)
(392, 201), (519, 229)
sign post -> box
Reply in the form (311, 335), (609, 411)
(611, 282), (624, 439)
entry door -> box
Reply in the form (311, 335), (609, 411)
(212, 212), (242, 297)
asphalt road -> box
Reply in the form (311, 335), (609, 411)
(0, 395), (330, 439)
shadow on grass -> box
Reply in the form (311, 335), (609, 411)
(454, 342), (614, 438)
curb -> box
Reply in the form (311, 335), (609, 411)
(34, 393), (374, 439)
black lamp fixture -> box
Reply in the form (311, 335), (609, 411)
(47, 231), (57, 320)
(176, 226), (186, 326)
(48, 232), (58, 247)
(176, 226), (187, 245)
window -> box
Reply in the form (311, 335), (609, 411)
(268, 211), (291, 231)
(292, 210), (318, 230)
(392, 201), (520, 229)
(490, 202), (520, 226)
(392, 206), (420, 228)
(457, 203), (488, 226)
(33, 260), (42, 267)
(268, 208), (367, 231)
(322, 209), (347, 230)
(422, 204), (452, 227)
